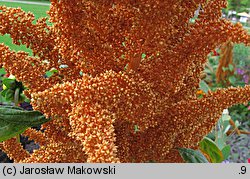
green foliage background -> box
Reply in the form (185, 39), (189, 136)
(0, 1), (49, 54)
(227, 0), (250, 12)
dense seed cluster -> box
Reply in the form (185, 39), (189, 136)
(0, 0), (249, 162)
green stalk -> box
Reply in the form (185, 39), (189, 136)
(14, 88), (21, 142)
(14, 88), (20, 106)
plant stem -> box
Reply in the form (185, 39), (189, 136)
(227, 130), (250, 135)
(14, 88), (21, 142)
(14, 88), (20, 106)
(229, 119), (241, 135)
(16, 135), (20, 143)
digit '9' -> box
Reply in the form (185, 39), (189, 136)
(240, 166), (246, 174)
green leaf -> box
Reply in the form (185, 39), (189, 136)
(24, 97), (31, 103)
(134, 125), (139, 133)
(45, 71), (54, 78)
(234, 120), (240, 128)
(199, 137), (224, 163)
(50, 69), (58, 73)
(206, 133), (215, 141)
(215, 136), (226, 150)
(177, 148), (209, 163)
(221, 113), (231, 122)
(214, 117), (228, 150)
(221, 114), (231, 134)
(2, 78), (16, 89)
(228, 64), (234, 72)
(221, 145), (231, 160)
(45, 68), (58, 78)
(199, 80), (210, 94)
(0, 68), (6, 76)
(0, 106), (51, 142)
(141, 53), (146, 59)
(0, 96), (7, 103)
(0, 121), (28, 142)
(222, 67), (228, 72)
(215, 134), (226, 150)
(0, 106), (50, 126)
(228, 76), (236, 84)
(0, 89), (8, 97)
(19, 94), (26, 103)
(124, 64), (128, 71)
(5, 89), (14, 101)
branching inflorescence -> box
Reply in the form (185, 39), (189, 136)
(0, 0), (249, 162)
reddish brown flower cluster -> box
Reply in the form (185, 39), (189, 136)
(0, 0), (249, 162)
